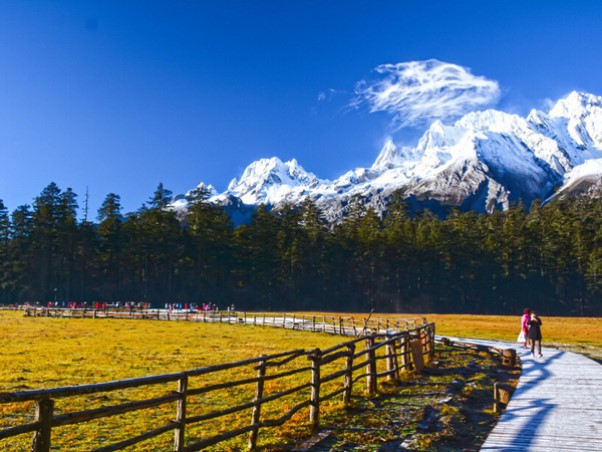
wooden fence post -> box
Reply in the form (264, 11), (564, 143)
(385, 336), (399, 383)
(32, 397), (54, 452)
(365, 337), (377, 397)
(400, 335), (410, 371)
(312, 316), (316, 333)
(429, 323), (436, 359)
(410, 338), (425, 373)
(493, 382), (513, 414)
(343, 343), (355, 406)
(309, 349), (322, 432)
(174, 375), (188, 451)
(339, 317), (344, 336)
(502, 348), (517, 367)
(248, 357), (266, 450)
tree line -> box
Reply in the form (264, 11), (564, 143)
(1, 182), (601, 316)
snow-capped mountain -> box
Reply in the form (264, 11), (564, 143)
(217, 157), (328, 206)
(181, 91), (602, 224)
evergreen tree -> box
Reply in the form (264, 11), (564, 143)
(184, 186), (233, 303)
(130, 184), (183, 303)
(295, 198), (330, 308)
(382, 191), (414, 311)
(97, 193), (125, 300)
(0, 200), (9, 302)
(31, 182), (64, 301)
(8, 205), (34, 300)
(58, 188), (79, 300)
(233, 204), (280, 309)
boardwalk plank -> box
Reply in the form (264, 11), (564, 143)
(444, 338), (602, 451)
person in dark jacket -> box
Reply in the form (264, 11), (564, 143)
(528, 311), (543, 358)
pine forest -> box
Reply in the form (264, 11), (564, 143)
(0, 182), (601, 316)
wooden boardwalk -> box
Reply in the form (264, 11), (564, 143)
(448, 338), (602, 451)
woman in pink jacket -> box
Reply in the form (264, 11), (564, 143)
(521, 308), (531, 348)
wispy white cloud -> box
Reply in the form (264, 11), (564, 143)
(351, 59), (500, 128)
(317, 88), (340, 103)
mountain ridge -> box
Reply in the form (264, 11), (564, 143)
(178, 91), (602, 223)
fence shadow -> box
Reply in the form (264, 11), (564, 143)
(481, 348), (564, 451)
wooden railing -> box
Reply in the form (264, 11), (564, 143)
(22, 306), (425, 337)
(1, 310), (435, 451)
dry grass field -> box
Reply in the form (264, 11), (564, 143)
(0, 310), (348, 450)
(299, 311), (602, 358)
(421, 313), (602, 361)
(1, 310), (600, 450)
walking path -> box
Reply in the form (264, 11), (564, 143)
(446, 337), (602, 451)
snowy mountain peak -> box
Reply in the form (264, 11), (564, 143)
(457, 109), (526, 134)
(372, 140), (401, 170)
(548, 91), (602, 149)
(225, 157), (326, 205)
(416, 120), (466, 152)
(549, 91), (602, 119)
(190, 182), (218, 196)
(185, 91), (602, 224)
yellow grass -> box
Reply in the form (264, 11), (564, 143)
(1, 310), (599, 450)
(298, 311), (602, 348)
(424, 313), (602, 349)
(0, 311), (348, 450)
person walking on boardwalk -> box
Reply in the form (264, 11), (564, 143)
(520, 308), (531, 348)
(528, 311), (543, 358)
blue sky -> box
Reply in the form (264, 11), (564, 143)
(2, 0), (602, 217)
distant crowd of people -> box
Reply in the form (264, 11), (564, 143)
(164, 303), (236, 312)
(23, 300), (235, 313)
(25, 300), (152, 310)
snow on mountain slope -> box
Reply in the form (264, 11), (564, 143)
(555, 159), (602, 198)
(549, 91), (602, 150)
(221, 157), (329, 206)
(178, 91), (602, 223)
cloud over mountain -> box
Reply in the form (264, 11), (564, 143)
(351, 59), (501, 129)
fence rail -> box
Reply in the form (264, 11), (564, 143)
(21, 306), (423, 336)
(1, 309), (435, 451)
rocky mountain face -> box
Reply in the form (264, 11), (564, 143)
(181, 91), (602, 224)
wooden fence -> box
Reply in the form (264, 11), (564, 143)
(1, 310), (435, 451)
(22, 306), (424, 337)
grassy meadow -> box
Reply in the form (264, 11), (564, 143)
(0, 310), (349, 450)
(422, 313), (602, 360)
(1, 310), (600, 450)
(298, 312), (602, 351)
